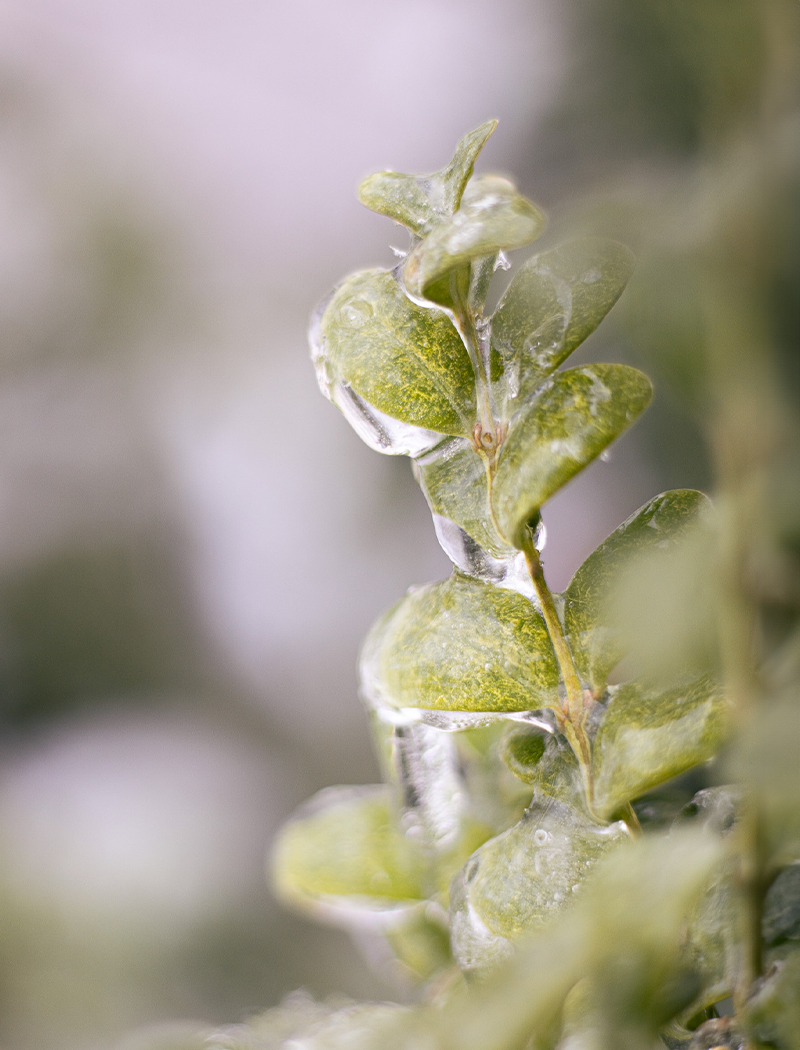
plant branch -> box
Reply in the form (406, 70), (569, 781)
(521, 533), (595, 809)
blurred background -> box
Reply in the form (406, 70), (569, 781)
(0, 1), (795, 1047)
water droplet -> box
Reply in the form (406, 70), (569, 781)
(600, 449), (612, 463)
(340, 298), (373, 328)
(580, 269), (601, 284)
(484, 662), (492, 672)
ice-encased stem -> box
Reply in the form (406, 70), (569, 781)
(521, 535), (595, 808)
(449, 272), (499, 455)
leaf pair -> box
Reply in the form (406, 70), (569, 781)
(363, 489), (710, 716)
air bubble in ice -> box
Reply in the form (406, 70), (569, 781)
(580, 269), (601, 284)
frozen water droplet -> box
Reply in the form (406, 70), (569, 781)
(533, 829), (549, 846)
(332, 383), (445, 457)
(580, 269), (601, 284)
(340, 298), (373, 328)
(389, 244), (407, 259)
(484, 662), (492, 672)
(429, 515), (535, 598)
(600, 449), (612, 463)
(533, 518), (547, 552)
(494, 250), (511, 272)
(309, 288), (443, 458)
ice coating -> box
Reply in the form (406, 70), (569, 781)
(430, 514), (535, 596)
(309, 289), (449, 458)
(391, 721), (468, 851)
(449, 797), (630, 974)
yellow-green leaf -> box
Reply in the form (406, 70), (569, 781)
(360, 573), (559, 714)
(317, 268), (476, 437)
(563, 489), (711, 692)
(272, 785), (429, 912)
(357, 120), (498, 235)
(491, 239), (636, 409)
(403, 176), (546, 307)
(492, 364), (653, 547)
(591, 676), (731, 820)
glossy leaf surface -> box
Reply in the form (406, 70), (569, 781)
(450, 796), (629, 969)
(272, 785), (428, 911)
(563, 490), (712, 692)
(492, 364), (653, 547)
(403, 176), (546, 307)
(318, 268), (476, 436)
(357, 120), (497, 235)
(591, 676), (730, 820)
(491, 239), (636, 408)
(360, 573), (559, 714)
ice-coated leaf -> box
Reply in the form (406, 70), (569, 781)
(360, 572), (560, 715)
(563, 490), (711, 692)
(383, 904), (453, 982)
(500, 725), (585, 809)
(449, 796), (629, 973)
(403, 176), (546, 307)
(413, 437), (513, 560)
(317, 268), (476, 437)
(491, 239), (636, 408)
(272, 785), (429, 912)
(591, 676), (731, 820)
(492, 364), (653, 547)
(357, 120), (497, 235)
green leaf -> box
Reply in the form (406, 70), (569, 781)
(383, 905), (453, 983)
(591, 675), (731, 820)
(492, 364), (653, 547)
(318, 268), (476, 436)
(563, 490), (711, 692)
(500, 726), (585, 809)
(357, 120), (497, 235)
(403, 176), (546, 307)
(271, 785), (428, 912)
(360, 573), (559, 715)
(431, 830), (720, 1045)
(449, 796), (629, 971)
(413, 438), (514, 560)
(491, 239), (636, 409)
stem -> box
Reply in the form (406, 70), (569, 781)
(521, 534), (595, 808)
(449, 272), (498, 454)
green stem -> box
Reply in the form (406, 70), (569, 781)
(521, 534), (595, 809)
(449, 272), (498, 454)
